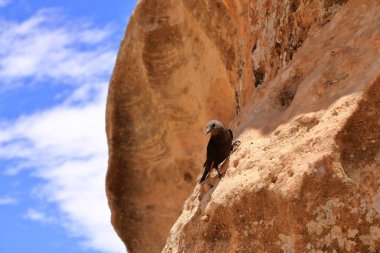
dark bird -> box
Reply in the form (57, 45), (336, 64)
(199, 120), (234, 183)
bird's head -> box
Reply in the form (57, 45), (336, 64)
(206, 120), (224, 135)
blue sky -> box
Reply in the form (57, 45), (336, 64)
(0, 1), (136, 252)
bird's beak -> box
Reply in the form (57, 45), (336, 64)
(206, 126), (212, 134)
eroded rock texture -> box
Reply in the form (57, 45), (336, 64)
(106, 0), (380, 252)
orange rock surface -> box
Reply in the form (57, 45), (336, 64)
(106, 0), (380, 252)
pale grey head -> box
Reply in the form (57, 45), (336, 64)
(206, 119), (225, 135)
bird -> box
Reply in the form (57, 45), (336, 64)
(199, 120), (234, 183)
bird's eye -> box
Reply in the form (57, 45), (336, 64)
(212, 123), (215, 128)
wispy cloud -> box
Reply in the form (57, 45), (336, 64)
(24, 208), (54, 223)
(0, 196), (17, 205)
(0, 9), (125, 253)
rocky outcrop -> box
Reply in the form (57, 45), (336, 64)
(106, 1), (237, 252)
(106, 0), (380, 252)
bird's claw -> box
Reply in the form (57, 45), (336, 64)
(231, 140), (241, 153)
(217, 171), (225, 178)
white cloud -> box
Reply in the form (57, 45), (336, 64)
(0, 0), (9, 7)
(0, 9), (115, 88)
(0, 90), (125, 253)
(0, 90), (126, 253)
(0, 9), (126, 253)
(0, 196), (17, 205)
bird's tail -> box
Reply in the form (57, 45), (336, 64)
(199, 166), (209, 183)
(199, 160), (214, 183)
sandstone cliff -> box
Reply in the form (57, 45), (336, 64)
(106, 0), (380, 252)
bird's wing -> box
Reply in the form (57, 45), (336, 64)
(200, 139), (216, 183)
(228, 129), (233, 140)
(206, 138), (217, 161)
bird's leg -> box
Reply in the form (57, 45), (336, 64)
(215, 167), (223, 178)
(213, 162), (223, 178)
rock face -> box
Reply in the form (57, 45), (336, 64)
(106, 0), (380, 252)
